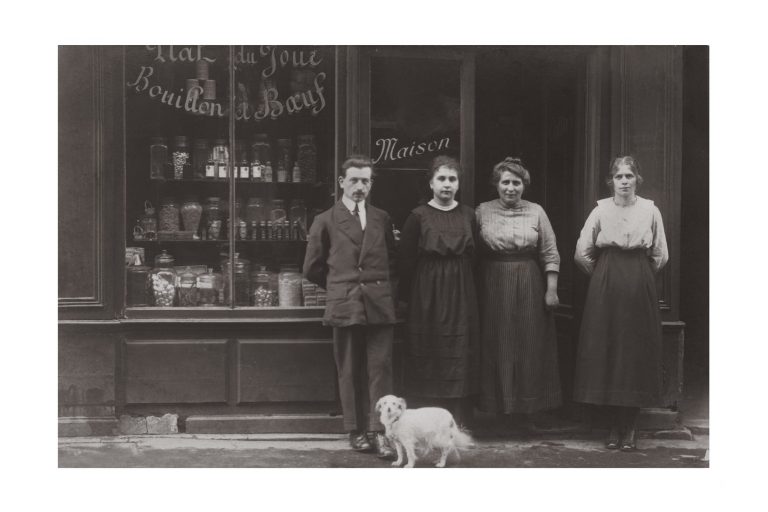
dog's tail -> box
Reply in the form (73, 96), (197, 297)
(450, 419), (475, 449)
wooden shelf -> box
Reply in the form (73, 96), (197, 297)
(128, 239), (307, 244)
(149, 177), (326, 187)
(123, 306), (327, 322)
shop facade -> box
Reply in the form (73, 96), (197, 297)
(58, 45), (708, 435)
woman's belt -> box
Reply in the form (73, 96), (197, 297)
(483, 252), (536, 262)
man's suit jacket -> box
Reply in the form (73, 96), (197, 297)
(303, 200), (397, 327)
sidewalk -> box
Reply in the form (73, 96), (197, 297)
(59, 432), (708, 468)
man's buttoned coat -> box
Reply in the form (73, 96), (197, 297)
(303, 201), (397, 327)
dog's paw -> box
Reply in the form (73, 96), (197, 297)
(404, 463), (415, 468)
(435, 461), (446, 468)
(391, 460), (402, 467)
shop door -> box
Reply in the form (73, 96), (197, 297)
(348, 46), (475, 229)
(474, 46), (588, 401)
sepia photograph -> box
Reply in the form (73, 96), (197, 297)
(57, 43), (709, 469)
(6, 1), (766, 510)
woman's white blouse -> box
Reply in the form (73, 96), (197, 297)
(574, 196), (669, 275)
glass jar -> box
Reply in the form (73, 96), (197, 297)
(225, 199), (248, 240)
(276, 138), (292, 182)
(296, 134), (317, 184)
(278, 265), (302, 307)
(251, 266), (277, 307)
(196, 268), (219, 306)
(269, 199), (288, 240)
(276, 160), (288, 183)
(181, 196), (203, 238)
(263, 161), (273, 182)
(249, 134), (270, 182)
(245, 197), (266, 226)
(222, 253), (251, 306)
(203, 197), (223, 240)
(212, 139), (229, 179)
(235, 140), (249, 179)
(149, 136), (169, 180)
(150, 250), (177, 307)
(269, 199), (287, 223)
(158, 197), (180, 232)
(288, 199), (307, 240)
(177, 268), (199, 307)
(172, 136), (191, 180)
(140, 201), (158, 240)
(126, 266), (151, 306)
(192, 139), (210, 179)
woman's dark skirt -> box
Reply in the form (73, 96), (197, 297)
(573, 248), (663, 407)
(405, 256), (479, 398)
(478, 254), (562, 414)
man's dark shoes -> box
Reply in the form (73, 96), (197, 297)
(369, 431), (396, 459)
(349, 431), (372, 452)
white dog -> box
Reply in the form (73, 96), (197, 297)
(375, 394), (474, 468)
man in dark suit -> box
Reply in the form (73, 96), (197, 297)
(303, 155), (397, 458)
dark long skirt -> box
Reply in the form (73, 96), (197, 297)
(573, 248), (663, 407)
(478, 255), (562, 414)
(405, 256), (479, 398)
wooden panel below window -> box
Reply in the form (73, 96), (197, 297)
(59, 333), (117, 417)
(124, 340), (228, 404)
(239, 340), (337, 402)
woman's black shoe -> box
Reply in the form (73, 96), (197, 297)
(348, 431), (372, 452)
(620, 427), (637, 452)
(605, 427), (621, 450)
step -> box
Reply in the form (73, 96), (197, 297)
(59, 417), (118, 437)
(186, 414), (345, 434)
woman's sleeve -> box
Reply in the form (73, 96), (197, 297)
(574, 207), (600, 275)
(397, 211), (421, 302)
(650, 206), (669, 273)
(537, 206), (560, 273)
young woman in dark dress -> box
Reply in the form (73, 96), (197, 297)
(397, 156), (479, 423)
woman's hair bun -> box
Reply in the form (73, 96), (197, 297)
(504, 157), (523, 165)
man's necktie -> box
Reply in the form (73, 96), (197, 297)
(352, 203), (362, 229)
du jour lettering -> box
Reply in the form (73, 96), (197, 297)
(372, 136), (451, 164)
(259, 45), (323, 78)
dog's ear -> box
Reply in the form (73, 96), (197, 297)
(375, 397), (384, 412)
(398, 397), (406, 410)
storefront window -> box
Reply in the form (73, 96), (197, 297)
(124, 45), (335, 313)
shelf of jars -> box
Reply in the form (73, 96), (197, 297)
(125, 249), (327, 317)
(148, 134), (321, 185)
(130, 240), (308, 244)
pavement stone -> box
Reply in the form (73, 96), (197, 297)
(146, 414), (178, 434)
(118, 415), (147, 435)
(58, 433), (709, 468)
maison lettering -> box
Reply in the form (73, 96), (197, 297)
(372, 137), (451, 164)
